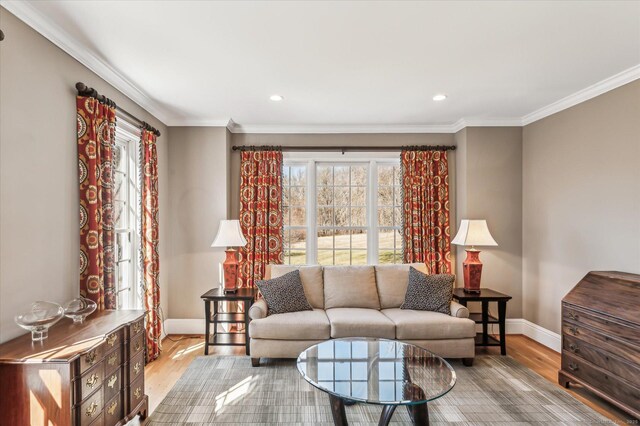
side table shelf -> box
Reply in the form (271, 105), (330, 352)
(201, 287), (257, 356)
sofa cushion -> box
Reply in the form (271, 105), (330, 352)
(325, 308), (395, 339)
(382, 308), (476, 340)
(401, 268), (454, 315)
(249, 309), (330, 340)
(375, 263), (429, 309)
(268, 265), (324, 309)
(323, 266), (380, 309)
(256, 270), (313, 315)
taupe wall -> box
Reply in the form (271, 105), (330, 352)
(167, 127), (229, 318)
(522, 80), (640, 333)
(0, 9), (170, 342)
(456, 127), (523, 318)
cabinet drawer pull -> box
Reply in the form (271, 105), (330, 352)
(107, 333), (118, 347)
(107, 400), (118, 415)
(568, 343), (579, 353)
(568, 312), (579, 321)
(134, 387), (142, 399)
(135, 341), (142, 352)
(568, 362), (579, 372)
(85, 350), (97, 365)
(133, 322), (142, 334)
(134, 361), (141, 375)
(85, 401), (98, 417)
(568, 327), (579, 336)
(86, 373), (99, 388)
(107, 373), (117, 388)
(108, 352), (117, 366)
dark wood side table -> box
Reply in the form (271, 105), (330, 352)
(201, 287), (257, 356)
(452, 288), (512, 355)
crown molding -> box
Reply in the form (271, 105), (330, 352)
(522, 64), (640, 125)
(165, 118), (233, 128)
(1, 1), (172, 125)
(227, 123), (461, 134)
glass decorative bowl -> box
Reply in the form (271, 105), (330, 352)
(64, 297), (97, 324)
(14, 301), (64, 341)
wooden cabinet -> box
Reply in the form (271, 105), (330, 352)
(0, 310), (148, 425)
(559, 271), (640, 419)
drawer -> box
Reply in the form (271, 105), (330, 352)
(104, 392), (124, 426)
(88, 411), (104, 426)
(104, 367), (122, 403)
(562, 352), (640, 411)
(563, 335), (640, 380)
(128, 375), (145, 412)
(104, 346), (122, 376)
(80, 343), (104, 375)
(128, 318), (144, 339)
(78, 362), (104, 402)
(563, 304), (640, 346)
(562, 322), (640, 365)
(105, 327), (124, 352)
(128, 331), (144, 359)
(128, 351), (145, 385)
(78, 387), (103, 426)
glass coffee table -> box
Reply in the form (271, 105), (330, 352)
(297, 338), (456, 426)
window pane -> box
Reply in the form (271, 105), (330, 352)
(317, 230), (334, 249)
(290, 207), (306, 226)
(394, 207), (402, 225)
(290, 166), (306, 186)
(378, 229), (395, 249)
(378, 207), (393, 227)
(351, 207), (366, 226)
(290, 229), (307, 249)
(351, 250), (368, 265)
(318, 250), (334, 265)
(282, 187), (290, 206)
(334, 166), (349, 185)
(335, 207), (348, 226)
(115, 200), (127, 229)
(352, 187), (366, 205)
(282, 166), (290, 186)
(351, 166), (367, 186)
(289, 251), (306, 265)
(334, 229), (350, 249)
(317, 187), (333, 206)
(378, 187), (393, 206)
(351, 230), (367, 249)
(318, 207), (334, 226)
(378, 249), (395, 264)
(393, 166), (401, 186)
(394, 187), (402, 206)
(114, 172), (126, 201)
(317, 166), (333, 185)
(283, 207), (290, 227)
(334, 250), (351, 265)
(334, 187), (349, 206)
(290, 187), (305, 206)
(378, 165), (394, 186)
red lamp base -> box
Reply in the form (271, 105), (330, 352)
(222, 248), (239, 293)
(462, 249), (483, 293)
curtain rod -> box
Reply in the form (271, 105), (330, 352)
(75, 82), (161, 137)
(232, 145), (456, 153)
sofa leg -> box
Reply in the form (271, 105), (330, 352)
(251, 357), (260, 367)
(462, 357), (474, 367)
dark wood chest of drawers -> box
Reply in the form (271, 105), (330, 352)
(0, 310), (148, 425)
(559, 271), (640, 419)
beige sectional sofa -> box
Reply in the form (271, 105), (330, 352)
(248, 264), (476, 366)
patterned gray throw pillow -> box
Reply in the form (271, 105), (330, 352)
(256, 270), (313, 315)
(400, 267), (454, 315)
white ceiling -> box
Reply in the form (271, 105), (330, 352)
(4, 1), (640, 131)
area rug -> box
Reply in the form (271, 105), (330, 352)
(147, 356), (609, 425)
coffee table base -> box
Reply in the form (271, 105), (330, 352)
(328, 395), (429, 426)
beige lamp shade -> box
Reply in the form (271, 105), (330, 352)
(451, 220), (498, 247)
(211, 220), (247, 248)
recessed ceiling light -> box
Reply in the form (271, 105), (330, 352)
(270, 95), (284, 101)
(432, 94), (447, 101)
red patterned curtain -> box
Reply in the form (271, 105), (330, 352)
(238, 150), (284, 288)
(401, 150), (452, 274)
(141, 129), (161, 362)
(77, 96), (117, 310)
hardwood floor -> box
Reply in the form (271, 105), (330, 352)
(145, 334), (632, 423)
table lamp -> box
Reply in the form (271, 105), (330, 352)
(451, 220), (498, 293)
(211, 220), (247, 293)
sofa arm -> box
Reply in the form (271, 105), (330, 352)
(450, 301), (470, 319)
(249, 299), (268, 320)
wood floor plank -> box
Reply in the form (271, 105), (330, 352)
(145, 334), (631, 423)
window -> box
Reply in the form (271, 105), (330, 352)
(283, 154), (402, 265)
(113, 120), (142, 310)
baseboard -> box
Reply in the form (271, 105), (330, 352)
(166, 317), (561, 353)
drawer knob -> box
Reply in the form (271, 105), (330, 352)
(108, 400), (118, 416)
(85, 350), (97, 365)
(107, 333), (118, 347)
(85, 401), (98, 417)
(134, 387), (142, 399)
(568, 312), (579, 320)
(135, 341), (142, 352)
(568, 362), (579, 372)
(108, 352), (117, 366)
(133, 323), (141, 334)
(86, 373), (99, 388)
(134, 361), (141, 375)
(569, 344), (579, 353)
(569, 327), (579, 336)
(108, 373), (118, 389)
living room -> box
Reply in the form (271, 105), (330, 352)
(0, 1), (638, 425)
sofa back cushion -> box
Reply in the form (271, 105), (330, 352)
(266, 265), (324, 309)
(375, 263), (429, 309)
(323, 266), (380, 310)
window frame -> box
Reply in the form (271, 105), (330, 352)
(283, 152), (402, 265)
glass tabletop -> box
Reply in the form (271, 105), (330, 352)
(296, 338), (456, 406)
